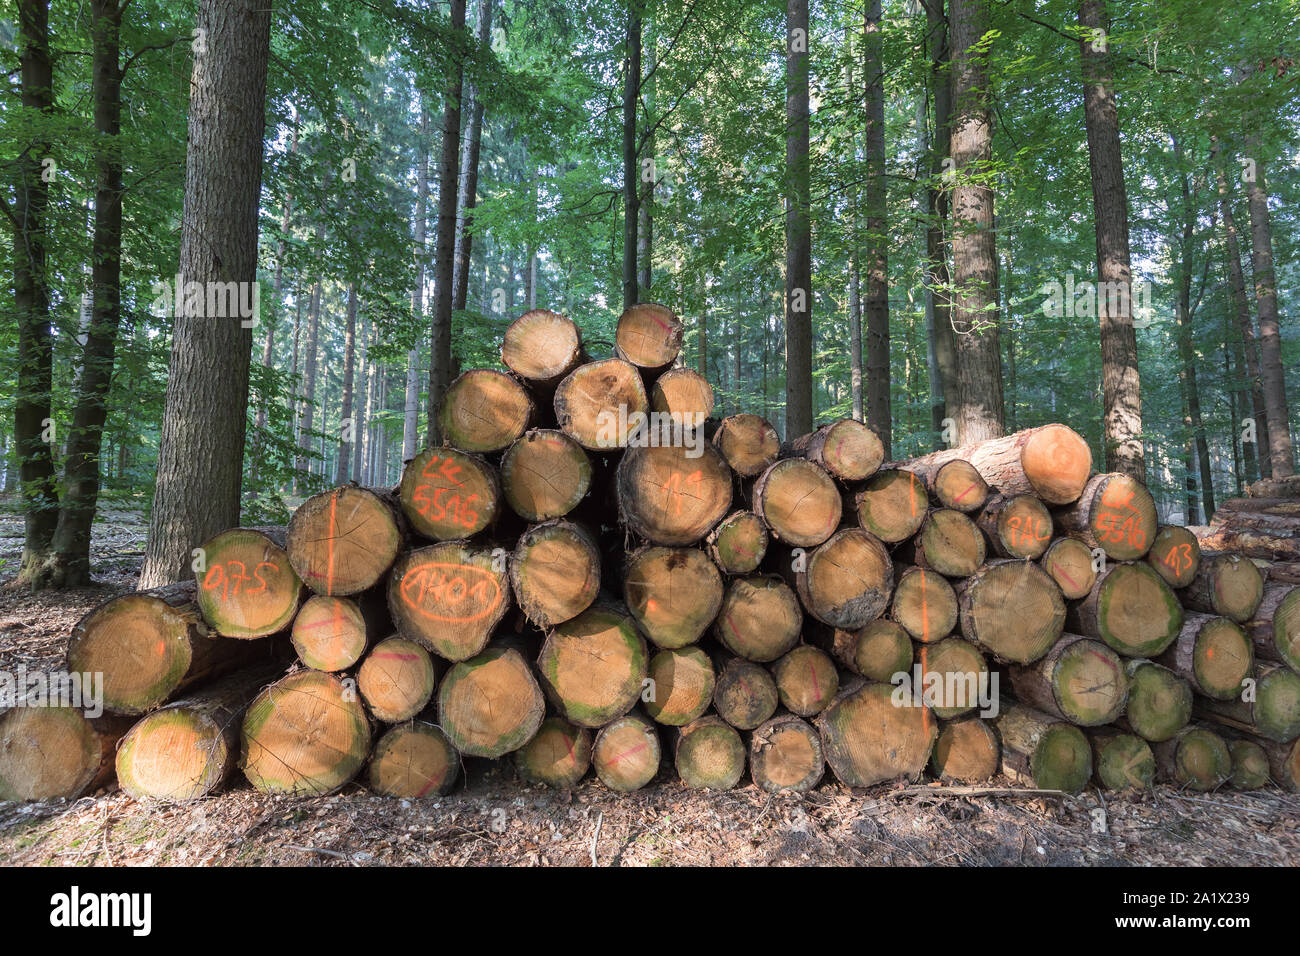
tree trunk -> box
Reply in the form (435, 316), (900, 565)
(1242, 136), (1294, 477)
(12, 0), (59, 587)
(1079, 0), (1143, 480)
(353, 313), (369, 481)
(404, 101), (429, 463)
(784, 0), (813, 441)
(947, 0), (1004, 444)
(637, 21), (655, 298)
(922, 0), (956, 446)
(621, 1), (641, 310)
(453, 0), (493, 318)
(993, 702), (1091, 793)
(47, 0), (124, 587)
(295, 276), (322, 490)
(426, 0), (467, 446)
(138, 0), (271, 588)
(863, 0), (890, 457)
(335, 284), (358, 483)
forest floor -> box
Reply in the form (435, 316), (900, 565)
(0, 497), (1296, 867)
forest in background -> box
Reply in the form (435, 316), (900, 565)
(2, 0), (1298, 590)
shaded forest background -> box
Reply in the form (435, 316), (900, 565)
(2, 0), (1298, 590)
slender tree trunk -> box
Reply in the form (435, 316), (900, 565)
(12, 0), (58, 587)
(43, 0), (123, 587)
(138, 0), (271, 588)
(1078, 0), (1143, 480)
(1225, 322), (1242, 493)
(697, 274), (708, 377)
(426, 0), (467, 446)
(948, 0), (1004, 444)
(1242, 136), (1294, 477)
(784, 0), (813, 440)
(863, 0), (889, 455)
(1216, 161), (1269, 480)
(404, 102), (429, 464)
(334, 284), (358, 484)
(525, 158), (538, 309)
(353, 314), (368, 483)
(453, 0), (494, 317)
(290, 287), (303, 457)
(637, 18), (655, 299)
(622, 1), (642, 310)
(922, 0), (956, 447)
(295, 278), (322, 489)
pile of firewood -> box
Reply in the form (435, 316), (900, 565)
(2, 304), (1297, 802)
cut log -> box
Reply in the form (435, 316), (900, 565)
(816, 679), (939, 787)
(357, 637), (438, 723)
(1052, 472), (1157, 561)
(291, 595), (369, 672)
(915, 637), (989, 719)
(367, 720), (460, 798)
(1145, 525), (1201, 589)
(849, 468), (928, 543)
(1089, 729), (1155, 790)
(1262, 737), (1300, 790)
(554, 358), (649, 451)
(617, 442), (733, 545)
(1195, 664), (1300, 742)
(437, 646), (546, 757)
(790, 419), (885, 482)
(753, 458), (841, 547)
(592, 710), (661, 792)
(515, 716), (593, 788)
(1007, 634), (1127, 726)
(904, 507), (986, 576)
(930, 717), (1000, 783)
(500, 429), (593, 522)
(1227, 738), (1270, 790)
(902, 424), (1093, 505)
(510, 519), (600, 628)
(287, 486), (403, 594)
(956, 559), (1065, 663)
(714, 575), (802, 662)
(1122, 660), (1192, 742)
(892, 567), (959, 644)
(1155, 612), (1254, 701)
(711, 656), (780, 730)
(771, 645), (839, 717)
(650, 367), (714, 423)
(615, 302), (683, 371)
(791, 528), (892, 628)
(1069, 561), (1183, 658)
(644, 645), (715, 726)
(387, 541), (511, 661)
(438, 368), (535, 452)
(976, 494), (1052, 560)
(115, 662), (284, 801)
(400, 446), (500, 540)
(1193, 497), (1300, 561)
(994, 702), (1091, 794)
(240, 669), (371, 795)
(1153, 726), (1231, 791)
(711, 414), (780, 478)
(1178, 552), (1265, 624)
(195, 528), (303, 638)
(501, 309), (584, 387)
(67, 583), (263, 714)
(536, 602), (649, 728)
(1038, 537), (1098, 600)
(750, 714), (825, 793)
(674, 715), (745, 790)
(1245, 582), (1300, 672)
(705, 511), (768, 574)
(1263, 560), (1300, 586)
(810, 619), (914, 682)
(0, 703), (132, 801)
(906, 458), (991, 513)
(624, 546), (723, 649)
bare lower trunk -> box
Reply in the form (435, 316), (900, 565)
(784, 0), (813, 440)
(863, 0), (889, 456)
(334, 284), (357, 484)
(404, 102), (429, 463)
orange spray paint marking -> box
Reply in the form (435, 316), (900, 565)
(415, 773), (445, 798)
(920, 570), (930, 643)
(809, 660), (822, 702)
(952, 481), (979, 505)
(326, 490), (338, 595)
(372, 652), (423, 662)
(1052, 562), (1081, 593)
(607, 742), (649, 766)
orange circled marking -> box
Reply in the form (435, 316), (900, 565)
(399, 561), (502, 624)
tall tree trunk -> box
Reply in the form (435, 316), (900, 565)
(921, 0), (956, 448)
(622, 1), (642, 310)
(138, 0), (271, 588)
(862, 0), (889, 456)
(11, 0), (58, 587)
(426, 0), (467, 446)
(404, 101), (429, 464)
(43, 0), (123, 587)
(453, 0), (494, 316)
(295, 278), (322, 489)
(637, 18), (655, 299)
(1242, 136), (1294, 477)
(335, 284), (358, 483)
(948, 0), (1004, 444)
(784, 0), (813, 440)
(525, 158), (538, 309)
(290, 287), (303, 457)
(1078, 0), (1143, 480)
(353, 314), (369, 483)
(697, 274), (708, 377)
(1216, 161), (1269, 480)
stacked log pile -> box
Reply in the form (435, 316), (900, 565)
(2, 303), (1298, 803)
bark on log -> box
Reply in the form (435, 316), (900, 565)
(1007, 634), (1127, 725)
(1193, 497), (1300, 560)
(750, 714), (825, 792)
(1052, 472), (1157, 561)
(1244, 582), (1300, 672)
(1154, 612), (1254, 701)
(1068, 561), (1183, 658)
(993, 702), (1092, 794)
(790, 419), (885, 482)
